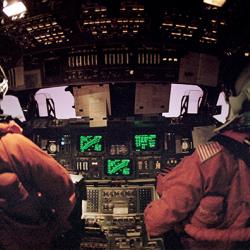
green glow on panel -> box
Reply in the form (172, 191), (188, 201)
(79, 135), (103, 152)
(134, 134), (157, 151)
(106, 159), (131, 176)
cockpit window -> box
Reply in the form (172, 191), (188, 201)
(0, 95), (26, 121)
(162, 84), (203, 117)
(35, 86), (76, 119)
(213, 91), (229, 123)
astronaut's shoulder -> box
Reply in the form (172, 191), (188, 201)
(196, 141), (223, 163)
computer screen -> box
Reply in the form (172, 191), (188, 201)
(79, 135), (104, 152)
(133, 133), (158, 151)
(104, 159), (132, 177)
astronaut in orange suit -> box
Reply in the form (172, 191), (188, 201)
(144, 77), (250, 249)
(0, 66), (76, 250)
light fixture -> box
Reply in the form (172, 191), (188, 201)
(3, 0), (27, 17)
(203, 0), (226, 7)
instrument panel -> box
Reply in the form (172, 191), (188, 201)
(27, 118), (194, 182)
(26, 117), (211, 250)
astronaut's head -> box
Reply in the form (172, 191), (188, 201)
(215, 64), (250, 133)
(0, 65), (8, 100)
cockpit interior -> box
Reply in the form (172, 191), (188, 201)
(0, 0), (249, 249)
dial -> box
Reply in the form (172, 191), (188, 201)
(109, 144), (129, 155)
(47, 142), (57, 154)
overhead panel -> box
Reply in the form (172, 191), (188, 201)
(178, 52), (220, 87)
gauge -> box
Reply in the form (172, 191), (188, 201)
(109, 144), (129, 155)
(117, 144), (129, 155)
(181, 138), (191, 152)
(181, 141), (190, 151)
(47, 142), (57, 154)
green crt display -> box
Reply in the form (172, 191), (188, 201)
(134, 134), (158, 151)
(105, 159), (131, 176)
(79, 135), (104, 152)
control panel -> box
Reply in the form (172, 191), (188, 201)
(25, 117), (211, 250)
(85, 186), (154, 215)
(27, 118), (195, 181)
(83, 185), (164, 249)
